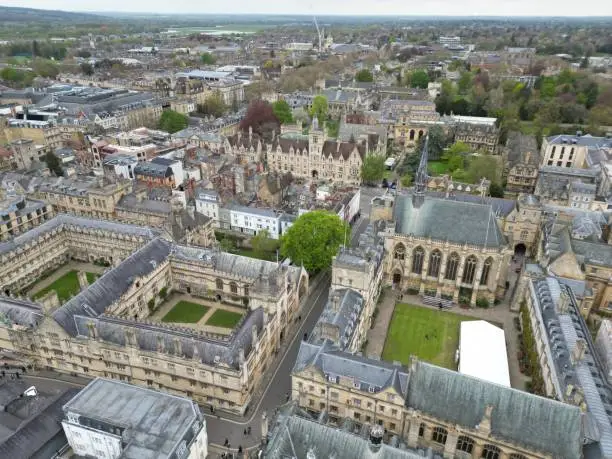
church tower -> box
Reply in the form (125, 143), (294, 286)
(412, 136), (429, 208)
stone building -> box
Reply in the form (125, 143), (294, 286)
(501, 194), (543, 256)
(290, 342), (582, 459)
(0, 216), (308, 415)
(451, 118), (499, 154)
(540, 132), (612, 170)
(534, 166), (599, 206)
(379, 140), (511, 306)
(0, 184), (54, 241)
(503, 132), (539, 195)
(379, 99), (440, 147)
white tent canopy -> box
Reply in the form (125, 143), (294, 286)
(458, 320), (511, 387)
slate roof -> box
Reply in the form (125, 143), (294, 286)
(0, 214), (158, 256)
(321, 140), (366, 160)
(393, 194), (506, 248)
(270, 137), (309, 154)
(63, 378), (202, 459)
(0, 297), (43, 328)
(266, 409), (424, 459)
(426, 191), (516, 217)
(312, 289), (364, 349)
(294, 341), (410, 397)
(53, 238), (173, 336)
(505, 131), (539, 166)
(0, 382), (79, 459)
(406, 360), (583, 459)
(134, 161), (172, 178)
(117, 193), (172, 215)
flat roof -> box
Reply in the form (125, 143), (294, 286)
(62, 378), (202, 459)
(459, 320), (510, 387)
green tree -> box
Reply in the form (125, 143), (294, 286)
(400, 174), (412, 187)
(467, 155), (501, 184)
(251, 229), (279, 258)
(280, 211), (349, 272)
(355, 69), (374, 83)
(80, 62), (94, 76)
(407, 69), (430, 89)
(444, 141), (471, 158)
(200, 52), (216, 65)
(198, 92), (227, 118)
(32, 58), (59, 78)
(158, 110), (189, 134)
(310, 95), (328, 122)
(44, 152), (63, 176)
(272, 100), (294, 124)
(360, 155), (386, 184)
(416, 125), (448, 160)
(489, 182), (505, 198)
(447, 154), (464, 172)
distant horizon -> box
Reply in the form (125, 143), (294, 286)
(2, 1), (612, 18)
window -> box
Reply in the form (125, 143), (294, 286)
(480, 258), (493, 285)
(216, 279), (223, 290)
(389, 422), (396, 431)
(481, 444), (501, 459)
(418, 423), (425, 437)
(428, 250), (441, 277)
(393, 244), (405, 260)
(412, 247), (424, 274)
(457, 436), (474, 453)
(244, 285), (249, 296)
(432, 426), (448, 445)
(463, 255), (478, 285)
(557, 161), (563, 166)
(445, 253), (459, 280)
(230, 282), (238, 294)
(354, 412), (361, 420)
(353, 398), (361, 406)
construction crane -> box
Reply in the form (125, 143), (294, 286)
(313, 16), (323, 53)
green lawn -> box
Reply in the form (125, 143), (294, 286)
(206, 309), (244, 328)
(382, 304), (476, 369)
(86, 272), (99, 284)
(428, 160), (450, 175)
(234, 248), (278, 262)
(33, 270), (98, 302)
(162, 301), (210, 323)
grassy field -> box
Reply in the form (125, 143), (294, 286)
(33, 270), (97, 302)
(382, 304), (475, 369)
(428, 160), (450, 175)
(162, 301), (210, 323)
(206, 309), (244, 328)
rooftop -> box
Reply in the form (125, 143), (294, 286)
(63, 378), (203, 459)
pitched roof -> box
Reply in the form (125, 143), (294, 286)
(407, 360), (583, 458)
(321, 140), (366, 160)
(393, 194), (506, 248)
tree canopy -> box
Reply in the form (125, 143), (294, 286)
(406, 69), (430, 89)
(158, 110), (189, 134)
(416, 125), (449, 160)
(310, 95), (329, 122)
(280, 211), (349, 272)
(200, 52), (216, 65)
(239, 100), (280, 141)
(355, 69), (374, 83)
(44, 151), (63, 176)
(198, 92), (227, 118)
(272, 100), (294, 124)
(251, 229), (279, 259)
(360, 155), (386, 184)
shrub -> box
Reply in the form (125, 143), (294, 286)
(407, 288), (419, 295)
(159, 287), (168, 299)
(476, 297), (490, 308)
(147, 298), (155, 311)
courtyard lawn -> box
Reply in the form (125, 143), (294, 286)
(428, 161), (450, 175)
(382, 303), (476, 369)
(86, 272), (99, 284)
(161, 301), (210, 323)
(206, 309), (244, 328)
(33, 270), (96, 302)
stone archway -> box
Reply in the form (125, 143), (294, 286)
(418, 130), (424, 139)
(409, 130), (415, 141)
(312, 170), (318, 179)
(514, 243), (527, 256)
(392, 270), (402, 287)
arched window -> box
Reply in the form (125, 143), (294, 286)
(409, 130), (415, 141)
(480, 258), (493, 285)
(463, 256), (478, 285)
(230, 282), (238, 294)
(431, 426), (447, 445)
(412, 247), (424, 274)
(394, 244), (406, 261)
(456, 436), (474, 453)
(418, 130), (424, 139)
(445, 253), (459, 280)
(216, 279), (223, 290)
(509, 454), (528, 459)
(481, 444), (501, 459)
(244, 285), (249, 297)
(427, 250), (442, 277)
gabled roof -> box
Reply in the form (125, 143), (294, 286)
(407, 360), (582, 459)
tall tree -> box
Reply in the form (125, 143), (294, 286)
(251, 229), (279, 259)
(309, 95), (328, 122)
(416, 125), (448, 160)
(158, 110), (189, 134)
(198, 92), (227, 118)
(272, 100), (294, 124)
(200, 52), (216, 65)
(360, 155), (386, 184)
(280, 211), (349, 272)
(44, 152), (63, 176)
(407, 69), (430, 89)
(355, 69), (374, 83)
(239, 100), (280, 141)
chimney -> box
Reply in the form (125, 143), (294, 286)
(252, 324), (258, 344)
(157, 335), (165, 353)
(571, 339), (587, 364)
(192, 341), (200, 361)
(368, 424), (384, 453)
(331, 292), (341, 311)
(173, 337), (181, 356)
(239, 347), (245, 366)
(249, 125), (253, 141)
(87, 321), (97, 339)
(557, 290), (570, 314)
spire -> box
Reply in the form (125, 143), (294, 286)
(412, 135), (429, 208)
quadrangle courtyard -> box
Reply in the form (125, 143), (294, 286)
(27, 262), (104, 302)
(152, 295), (246, 335)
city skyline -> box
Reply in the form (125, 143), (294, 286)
(1, 0), (612, 17)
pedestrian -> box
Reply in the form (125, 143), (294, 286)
(247, 426), (251, 435)
(243, 428), (247, 436)
(238, 446), (243, 454)
(224, 438), (229, 446)
(438, 302), (443, 310)
(285, 392), (290, 401)
(298, 315), (302, 321)
(210, 405), (214, 414)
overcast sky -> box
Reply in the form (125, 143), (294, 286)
(2, 0), (611, 16)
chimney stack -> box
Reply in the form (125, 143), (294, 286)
(557, 290), (570, 314)
(571, 339), (587, 364)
